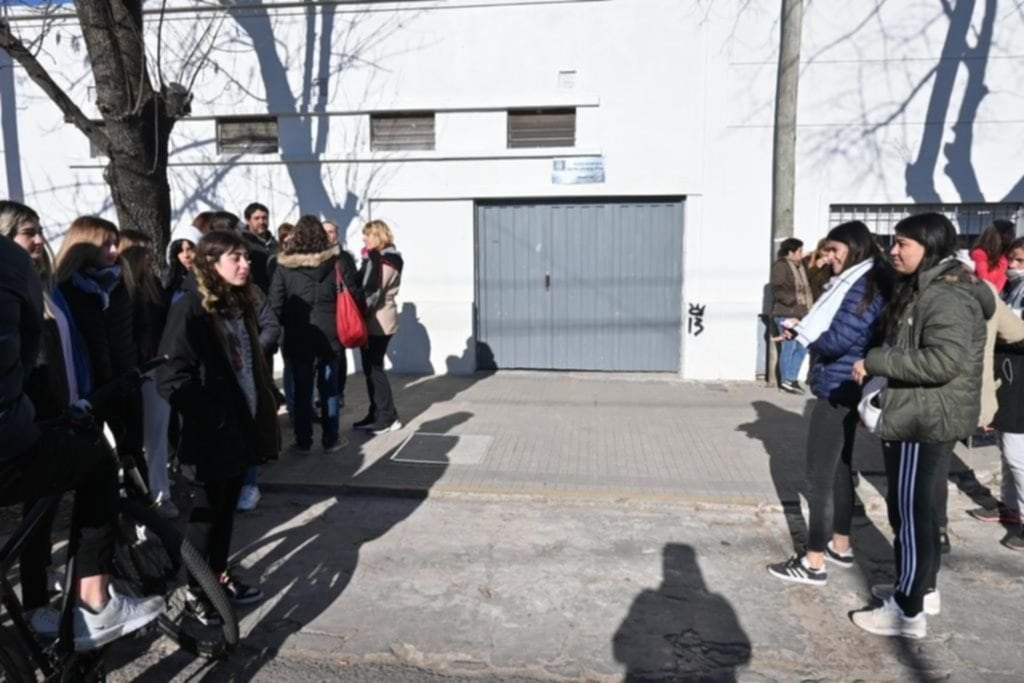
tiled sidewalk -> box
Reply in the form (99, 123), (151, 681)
(260, 372), (1000, 504)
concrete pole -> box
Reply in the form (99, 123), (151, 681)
(767, 0), (803, 386)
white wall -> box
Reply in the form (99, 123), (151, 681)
(5, 1), (1023, 379)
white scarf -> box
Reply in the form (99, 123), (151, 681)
(792, 258), (875, 347)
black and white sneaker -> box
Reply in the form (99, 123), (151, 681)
(185, 591), (224, 627)
(220, 572), (263, 606)
(767, 555), (827, 586)
(824, 540), (855, 568)
(779, 381), (804, 395)
(352, 414), (377, 431)
(371, 419), (403, 435)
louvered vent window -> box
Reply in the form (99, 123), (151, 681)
(216, 117), (279, 154)
(370, 112), (435, 151)
(507, 108), (576, 148)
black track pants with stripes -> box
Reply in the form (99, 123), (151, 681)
(882, 440), (954, 617)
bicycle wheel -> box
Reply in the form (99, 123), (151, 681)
(112, 499), (238, 658)
(0, 626), (35, 682)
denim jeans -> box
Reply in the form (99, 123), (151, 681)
(775, 316), (808, 383)
(291, 352), (343, 448)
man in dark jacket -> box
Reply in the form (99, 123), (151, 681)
(241, 202), (277, 295)
(0, 235), (165, 648)
(771, 237), (812, 394)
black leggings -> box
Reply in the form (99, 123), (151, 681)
(186, 475), (243, 580)
(883, 440), (954, 617)
(360, 334), (397, 423)
(805, 399), (858, 553)
(0, 427), (118, 606)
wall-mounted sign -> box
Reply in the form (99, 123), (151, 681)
(552, 156), (605, 185)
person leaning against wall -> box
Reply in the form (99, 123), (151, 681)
(771, 237), (813, 394)
(354, 220), (404, 434)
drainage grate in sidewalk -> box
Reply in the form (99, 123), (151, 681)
(390, 432), (492, 466)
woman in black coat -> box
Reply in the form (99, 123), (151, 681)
(269, 215), (363, 453)
(157, 230), (280, 619)
(54, 216), (143, 462)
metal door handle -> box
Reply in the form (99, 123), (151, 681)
(545, 273), (551, 290)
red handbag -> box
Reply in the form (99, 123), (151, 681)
(335, 261), (368, 348)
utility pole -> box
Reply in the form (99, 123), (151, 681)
(766, 0), (803, 386)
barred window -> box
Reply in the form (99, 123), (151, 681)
(216, 117), (279, 155)
(370, 112), (435, 151)
(507, 108), (575, 148)
(829, 203), (1022, 248)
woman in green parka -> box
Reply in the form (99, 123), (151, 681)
(851, 212), (994, 639)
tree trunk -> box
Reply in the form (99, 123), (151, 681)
(770, 0), (803, 261)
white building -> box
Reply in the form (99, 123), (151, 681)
(1, 1), (1021, 380)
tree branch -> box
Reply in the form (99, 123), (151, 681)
(0, 17), (110, 153)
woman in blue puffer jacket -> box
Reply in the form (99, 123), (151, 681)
(768, 221), (892, 586)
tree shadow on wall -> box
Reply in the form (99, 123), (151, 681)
(612, 543), (751, 682)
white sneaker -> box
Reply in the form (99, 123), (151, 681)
(236, 485), (261, 512)
(28, 606), (60, 638)
(852, 597), (926, 639)
(871, 584), (941, 616)
(48, 569), (65, 595)
(73, 587), (165, 651)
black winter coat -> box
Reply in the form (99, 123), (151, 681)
(156, 287), (280, 482)
(58, 276), (143, 456)
(0, 238), (42, 462)
(132, 277), (168, 362)
(178, 272), (280, 356)
(269, 247), (364, 360)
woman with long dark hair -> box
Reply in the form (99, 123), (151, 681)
(851, 213), (993, 638)
(120, 229), (176, 518)
(970, 219), (1015, 291)
(158, 230), (279, 623)
(768, 222), (890, 586)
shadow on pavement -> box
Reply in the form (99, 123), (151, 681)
(612, 543), (751, 682)
(108, 410), (472, 681)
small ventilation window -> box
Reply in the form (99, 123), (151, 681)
(216, 116), (279, 155)
(370, 112), (435, 151)
(507, 108), (575, 148)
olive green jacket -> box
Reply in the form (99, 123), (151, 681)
(864, 259), (995, 443)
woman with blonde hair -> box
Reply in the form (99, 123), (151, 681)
(354, 220), (404, 434)
(55, 216), (143, 471)
(120, 229), (176, 518)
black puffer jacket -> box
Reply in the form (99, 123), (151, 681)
(0, 238), (42, 463)
(157, 286), (280, 482)
(269, 246), (364, 359)
(58, 275), (143, 456)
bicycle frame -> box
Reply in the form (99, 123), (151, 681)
(0, 494), (67, 677)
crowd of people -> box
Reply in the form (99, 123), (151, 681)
(0, 199), (404, 645)
(767, 213), (1024, 639)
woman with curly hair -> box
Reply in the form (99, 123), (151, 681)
(157, 230), (280, 624)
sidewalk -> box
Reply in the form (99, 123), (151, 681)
(261, 372), (1001, 505)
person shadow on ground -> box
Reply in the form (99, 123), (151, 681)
(386, 302), (433, 374)
(109, 411), (471, 681)
(612, 543), (751, 682)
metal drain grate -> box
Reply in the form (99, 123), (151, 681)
(390, 432), (492, 465)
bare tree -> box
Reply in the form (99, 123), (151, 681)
(0, 1), (201, 257)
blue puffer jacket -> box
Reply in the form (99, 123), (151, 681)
(808, 271), (887, 407)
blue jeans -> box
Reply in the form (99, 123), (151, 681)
(775, 316), (808, 383)
(242, 465), (260, 487)
(291, 352), (343, 448)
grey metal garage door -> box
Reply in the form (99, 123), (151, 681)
(476, 199), (684, 371)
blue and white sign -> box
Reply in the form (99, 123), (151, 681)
(552, 156), (605, 185)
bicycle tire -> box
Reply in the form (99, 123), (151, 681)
(0, 626), (35, 682)
(113, 499), (239, 659)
